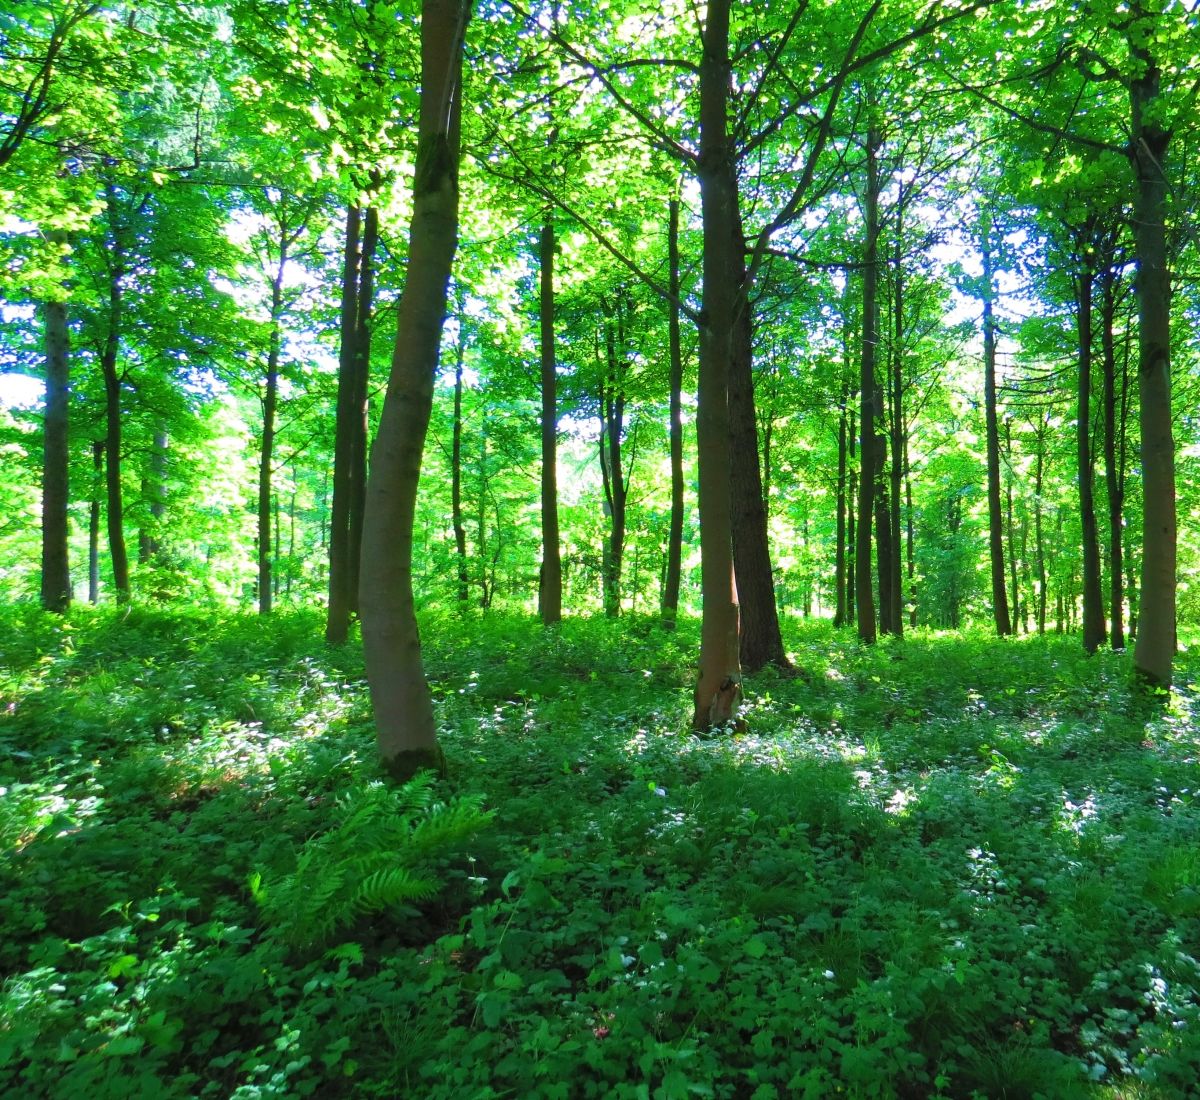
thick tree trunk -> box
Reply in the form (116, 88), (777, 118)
(360, 0), (467, 778)
(1100, 268), (1127, 650)
(538, 218), (563, 624)
(692, 0), (742, 730)
(349, 203), (378, 612)
(326, 203), (362, 642)
(662, 196), (685, 628)
(981, 222), (1012, 636)
(1076, 263), (1106, 654)
(40, 295), (71, 612)
(1128, 42), (1174, 687)
(855, 122), (881, 645)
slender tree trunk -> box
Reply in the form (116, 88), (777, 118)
(692, 0), (742, 729)
(905, 443), (916, 628)
(41, 294), (71, 612)
(1034, 422), (1047, 634)
(1100, 267), (1127, 650)
(139, 427), (168, 565)
(1003, 419), (1020, 633)
(846, 405), (857, 626)
(326, 203), (362, 642)
(855, 121), (881, 645)
(452, 323), (470, 603)
(834, 381), (848, 628)
(729, 233), (787, 670)
(662, 196), (685, 627)
(981, 219), (1012, 636)
(599, 301), (628, 618)
(258, 260), (285, 615)
(1076, 262), (1106, 654)
(89, 441), (102, 604)
(887, 219), (904, 636)
(1128, 35), (1174, 686)
(349, 203), (378, 613)
(359, 0), (468, 778)
(538, 217), (563, 624)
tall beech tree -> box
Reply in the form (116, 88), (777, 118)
(40, 287), (72, 611)
(359, 0), (469, 778)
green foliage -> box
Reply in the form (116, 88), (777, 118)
(3, 606), (1200, 1097)
(253, 775), (492, 949)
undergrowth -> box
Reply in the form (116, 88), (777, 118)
(1, 604), (1198, 1098)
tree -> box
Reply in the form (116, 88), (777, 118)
(359, 0), (470, 778)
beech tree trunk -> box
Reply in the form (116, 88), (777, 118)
(981, 220), (1012, 636)
(855, 122), (881, 645)
(326, 203), (363, 641)
(452, 323), (470, 603)
(1128, 36), (1175, 687)
(1100, 267), (1128, 650)
(538, 218), (563, 624)
(661, 196), (684, 628)
(349, 204), (378, 613)
(257, 260), (285, 615)
(834, 380), (849, 628)
(692, 0), (742, 730)
(41, 295), (71, 612)
(599, 298), (628, 618)
(139, 427), (168, 565)
(89, 441), (102, 605)
(359, 0), (468, 778)
(1076, 262), (1106, 653)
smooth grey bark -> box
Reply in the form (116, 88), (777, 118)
(1076, 261), (1106, 654)
(661, 196), (684, 628)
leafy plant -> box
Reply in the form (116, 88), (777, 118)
(252, 773), (492, 949)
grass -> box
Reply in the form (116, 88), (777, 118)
(1, 604), (1199, 1098)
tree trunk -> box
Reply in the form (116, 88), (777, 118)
(834, 379), (848, 628)
(1004, 419), (1020, 633)
(359, 0), (468, 778)
(1100, 266), (1127, 650)
(661, 195), (685, 628)
(538, 217), (563, 624)
(326, 203), (362, 641)
(452, 321), (470, 603)
(692, 0), (742, 730)
(1034, 421), (1048, 634)
(887, 217), (905, 636)
(258, 257), (285, 615)
(1128, 37), (1174, 687)
(139, 427), (168, 565)
(981, 219), (1012, 636)
(729, 231), (788, 671)
(349, 203), (378, 613)
(855, 121), (881, 645)
(1076, 261), (1106, 654)
(89, 441), (102, 604)
(599, 299), (628, 618)
(41, 294), (71, 612)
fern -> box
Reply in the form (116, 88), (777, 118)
(255, 772), (491, 948)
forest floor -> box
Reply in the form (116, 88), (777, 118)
(2, 605), (1199, 1099)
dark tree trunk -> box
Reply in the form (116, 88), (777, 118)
(599, 299), (628, 618)
(855, 122), (881, 645)
(729, 237), (787, 671)
(1004, 419), (1020, 633)
(359, 0), (468, 778)
(41, 294), (71, 612)
(1100, 266), (1128, 650)
(692, 0), (742, 729)
(834, 380), (849, 628)
(349, 203), (378, 612)
(326, 203), (363, 641)
(101, 185), (130, 602)
(887, 217), (905, 636)
(1128, 29), (1174, 686)
(1076, 261), (1106, 654)
(452, 323), (470, 603)
(662, 196), (685, 628)
(258, 258), (285, 615)
(89, 441), (102, 604)
(538, 218), (563, 624)
(139, 427), (168, 565)
(981, 220), (1012, 636)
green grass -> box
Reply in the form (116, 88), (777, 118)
(2, 605), (1199, 1098)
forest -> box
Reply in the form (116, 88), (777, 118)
(2, 0), (1200, 1096)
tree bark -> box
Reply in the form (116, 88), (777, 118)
(599, 298), (628, 617)
(257, 253), (286, 615)
(1128, 32), (1175, 687)
(1076, 261), (1106, 653)
(326, 203), (362, 641)
(692, 0), (742, 730)
(538, 217), (563, 624)
(452, 321), (470, 603)
(855, 121), (881, 645)
(661, 196), (685, 628)
(834, 379), (849, 628)
(349, 203), (378, 612)
(981, 219), (1012, 636)
(1100, 266), (1128, 650)
(41, 295), (72, 612)
(359, 0), (468, 778)
(89, 441), (102, 604)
